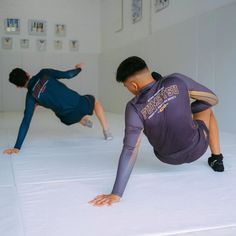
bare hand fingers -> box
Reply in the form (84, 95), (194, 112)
(89, 195), (106, 204)
(94, 194), (105, 200)
(89, 197), (110, 206)
(3, 150), (11, 154)
(89, 194), (120, 207)
(3, 148), (19, 155)
(92, 198), (108, 206)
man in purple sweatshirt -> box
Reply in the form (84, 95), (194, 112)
(90, 56), (224, 206)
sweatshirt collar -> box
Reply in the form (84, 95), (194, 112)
(139, 81), (156, 94)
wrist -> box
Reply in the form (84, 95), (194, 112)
(111, 193), (121, 199)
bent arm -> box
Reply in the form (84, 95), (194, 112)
(39, 68), (81, 80)
(174, 73), (218, 113)
(14, 93), (36, 150)
(111, 103), (144, 197)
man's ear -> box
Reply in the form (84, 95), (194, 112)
(130, 81), (139, 91)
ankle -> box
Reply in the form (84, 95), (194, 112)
(211, 153), (223, 158)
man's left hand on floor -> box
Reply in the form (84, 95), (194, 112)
(89, 194), (120, 206)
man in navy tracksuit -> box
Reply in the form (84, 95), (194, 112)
(4, 64), (112, 154)
(90, 56), (225, 206)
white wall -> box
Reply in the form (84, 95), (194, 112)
(99, 0), (236, 133)
(100, 0), (236, 52)
(214, 4), (236, 133)
(1, 0), (236, 133)
(0, 0), (101, 111)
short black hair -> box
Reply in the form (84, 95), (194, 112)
(116, 56), (148, 82)
(9, 68), (29, 87)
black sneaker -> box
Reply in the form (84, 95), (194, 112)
(208, 154), (224, 172)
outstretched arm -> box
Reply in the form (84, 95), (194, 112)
(173, 73), (218, 113)
(3, 93), (36, 154)
(89, 103), (144, 206)
(39, 64), (84, 80)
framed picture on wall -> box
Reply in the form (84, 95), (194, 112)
(69, 40), (79, 52)
(132, 0), (142, 24)
(2, 37), (13, 49)
(114, 0), (124, 33)
(54, 40), (63, 50)
(4, 18), (20, 34)
(36, 39), (47, 51)
(55, 24), (66, 37)
(28, 19), (47, 36)
(153, 0), (169, 13)
(20, 39), (30, 49)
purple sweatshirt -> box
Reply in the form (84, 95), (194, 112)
(112, 73), (218, 197)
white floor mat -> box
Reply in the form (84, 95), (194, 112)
(0, 111), (236, 236)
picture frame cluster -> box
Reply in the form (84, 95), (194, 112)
(131, 0), (170, 25)
(1, 18), (79, 52)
